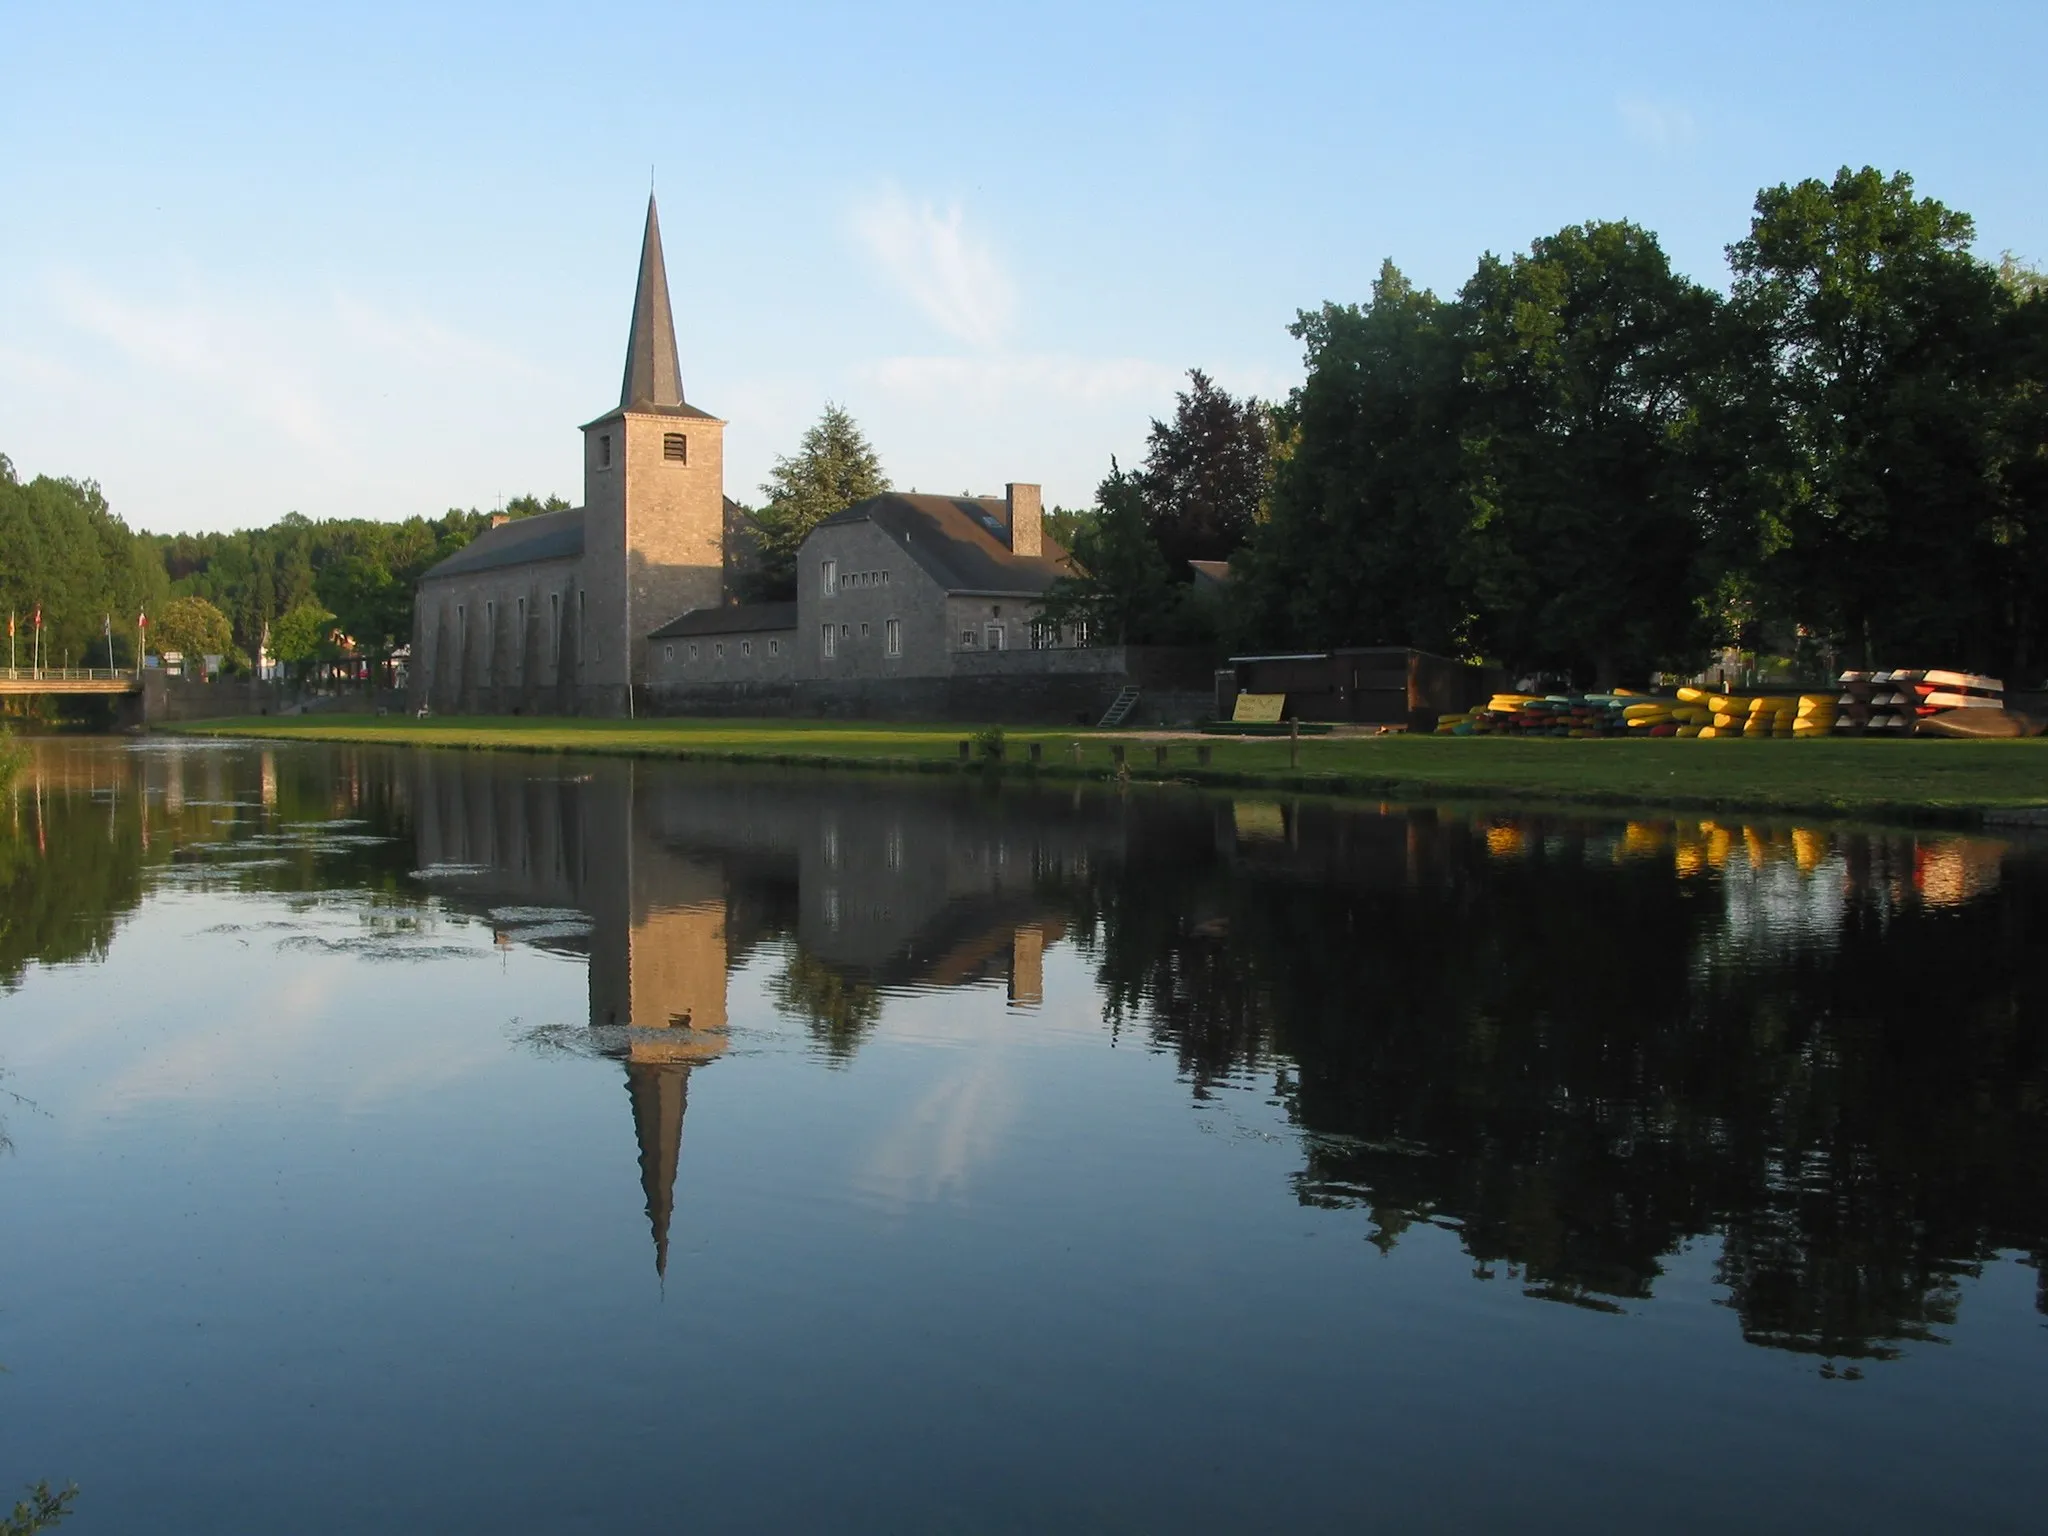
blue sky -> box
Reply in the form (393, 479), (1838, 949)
(3, 1), (2043, 534)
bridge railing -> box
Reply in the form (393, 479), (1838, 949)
(0, 667), (139, 682)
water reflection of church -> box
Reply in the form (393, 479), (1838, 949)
(406, 756), (1121, 1273)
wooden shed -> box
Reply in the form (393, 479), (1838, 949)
(1223, 648), (1491, 729)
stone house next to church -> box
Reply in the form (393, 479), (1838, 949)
(412, 196), (1212, 723)
(644, 484), (1117, 717)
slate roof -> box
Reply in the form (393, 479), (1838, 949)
(818, 493), (1072, 595)
(648, 601), (797, 639)
(421, 507), (586, 582)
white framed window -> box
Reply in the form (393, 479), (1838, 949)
(885, 618), (901, 657)
(822, 624), (836, 658)
(985, 622), (1005, 651)
(960, 628), (976, 647)
(1073, 618), (1091, 648)
(821, 559), (837, 597)
(1031, 620), (1054, 649)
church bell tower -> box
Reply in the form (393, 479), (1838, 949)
(581, 194), (727, 711)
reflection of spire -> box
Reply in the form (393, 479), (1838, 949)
(625, 1061), (689, 1277)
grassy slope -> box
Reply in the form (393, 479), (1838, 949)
(164, 715), (2048, 822)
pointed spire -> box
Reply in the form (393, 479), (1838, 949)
(619, 194), (685, 410)
(625, 1061), (689, 1277)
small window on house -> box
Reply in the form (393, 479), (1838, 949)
(841, 624), (850, 639)
(768, 638), (780, 656)
(822, 624), (836, 658)
(663, 433), (687, 462)
(664, 644), (675, 661)
(741, 640), (753, 657)
(1073, 618), (1091, 648)
(960, 628), (976, 647)
(599, 434), (612, 468)
(714, 641), (725, 659)
(550, 593), (561, 664)
(821, 559), (837, 597)
(689, 642), (700, 661)
(885, 618), (901, 657)
(859, 622), (870, 639)
(985, 622), (1005, 651)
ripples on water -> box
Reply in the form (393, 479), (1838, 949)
(0, 737), (2043, 1533)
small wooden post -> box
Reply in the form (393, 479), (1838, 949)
(1029, 741), (1043, 764)
(1154, 743), (1168, 767)
(1289, 717), (1300, 768)
(1197, 743), (1212, 767)
(959, 740), (971, 761)
(1070, 741), (1082, 765)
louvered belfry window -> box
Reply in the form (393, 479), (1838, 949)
(663, 433), (687, 462)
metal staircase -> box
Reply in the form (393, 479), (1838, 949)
(1097, 685), (1141, 729)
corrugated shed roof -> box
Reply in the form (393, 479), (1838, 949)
(648, 601), (797, 638)
(421, 507), (585, 582)
(819, 493), (1071, 595)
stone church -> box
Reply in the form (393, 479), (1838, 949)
(410, 194), (752, 716)
(412, 197), (1208, 723)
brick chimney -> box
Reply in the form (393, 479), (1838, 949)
(490, 512), (510, 529)
(1006, 482), (1042, 558)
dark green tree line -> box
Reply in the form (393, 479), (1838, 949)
(1087, 166), (2048, 685)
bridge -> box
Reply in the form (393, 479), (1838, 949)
(0, 667), (142, 696)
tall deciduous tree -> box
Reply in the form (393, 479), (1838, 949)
(1728, 167), (2011, 669)
(1138, 370), (1270, 567)
(1038, 463), (1188, 645)
(271, 600), (337, 672)
(745, 404), (888, 600)
(1236, 263), (1473, 654)
(1458, 220), (1722, 684)
(154, 595), (234, 662)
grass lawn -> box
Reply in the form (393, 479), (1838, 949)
(164, 714), (2048, 823)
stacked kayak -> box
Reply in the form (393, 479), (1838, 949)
(1433, 670), (2040, 740)
(1836, 669), (2043, 738)
(1436, 692), (1649, 736)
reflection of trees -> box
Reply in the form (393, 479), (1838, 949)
(0, 785), (148, 987)
(770, 948), (882, 1062)
(0, 743), (423, 990)
(1064, 799), (2048, 1363)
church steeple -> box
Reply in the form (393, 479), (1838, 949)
(619, 193), (685, 410)
(625, 1061), (689, 1277)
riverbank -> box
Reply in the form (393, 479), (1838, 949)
(160, 715), (2048, 825)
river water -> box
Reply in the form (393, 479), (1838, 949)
(0, 737), (2043, 1532)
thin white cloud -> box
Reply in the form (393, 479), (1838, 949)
(866, 352), (1184, 407)
(50, 272), (339, 452)
(1617, 94), (1698, 151)
(850, 185), (1017, 348)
